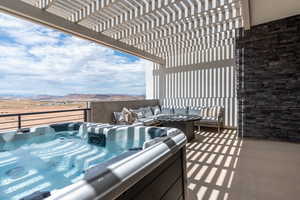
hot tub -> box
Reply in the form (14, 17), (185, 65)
(0, 122), (187, 200)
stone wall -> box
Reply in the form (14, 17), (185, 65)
(236, 15), (300, 141)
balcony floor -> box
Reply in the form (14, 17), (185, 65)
(186, 128), (300, 200)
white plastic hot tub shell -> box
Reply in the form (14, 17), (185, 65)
(47, 130), (187, 200)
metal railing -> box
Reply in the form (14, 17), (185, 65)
(0, 108), (91, 132)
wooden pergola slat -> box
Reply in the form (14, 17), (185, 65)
(0, 0), (165, 64)
(1, 0), (248, 61)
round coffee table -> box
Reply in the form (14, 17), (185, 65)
(156, 114), (201, 142)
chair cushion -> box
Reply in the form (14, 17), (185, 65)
(197, 106), (223, 119)
(202, 116), (218, 121)
(199, 107), (208, 116)
(195, 117), (218, 125)
(207, 106), (222, 118)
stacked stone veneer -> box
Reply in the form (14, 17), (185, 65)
(236, 15), (300, 141)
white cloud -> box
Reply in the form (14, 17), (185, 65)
(0, 13), (152, 95)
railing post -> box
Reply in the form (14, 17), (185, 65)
(18, 114), (21, 130)
(84, 109), (88, 122)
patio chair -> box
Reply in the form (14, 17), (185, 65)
(193, 106), (224, 133)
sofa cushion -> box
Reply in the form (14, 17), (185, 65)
(130, 108), (145, 119)
(140, 106), (154, 117)
(161, 107), (175, 115)
(113, 111), (125, 124)
(151, 105), (161, 115)
(188, 107), (201, 115)
(122, 107), (137, 124)
(174, 107), (188, 115)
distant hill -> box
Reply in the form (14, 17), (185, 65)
(33, 95), (63, 100)
(64, 94), (111, 100)
(53, 93), (145, 101)
(0, 93), (145, 101)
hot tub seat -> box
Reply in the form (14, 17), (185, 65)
(48, 123), (187, 200)
(81, 123), (182, 150)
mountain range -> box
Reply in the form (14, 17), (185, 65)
(0, 93), (145, 101)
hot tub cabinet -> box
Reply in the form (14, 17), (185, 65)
(116, 149), (187, 200)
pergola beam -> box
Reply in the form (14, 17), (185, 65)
(0, 0), (165, 64)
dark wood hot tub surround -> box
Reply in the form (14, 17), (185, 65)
(116, 148), (188, 200)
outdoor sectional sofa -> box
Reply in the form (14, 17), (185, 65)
(112, 105), (224, 133)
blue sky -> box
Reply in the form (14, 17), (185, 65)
(0, 13), (151, 96)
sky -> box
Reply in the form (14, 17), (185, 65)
(0, 13), (151, 96)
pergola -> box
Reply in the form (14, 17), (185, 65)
(0, 0), (251, 128)
(0, 2), (300, 200)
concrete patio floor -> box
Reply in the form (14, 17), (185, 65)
(186, 128), (300, 200)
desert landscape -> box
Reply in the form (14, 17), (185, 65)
(0, 94), (144, 132)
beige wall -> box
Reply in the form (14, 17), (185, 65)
(90, 100), (159, 123)
(250, 0), (300, 25)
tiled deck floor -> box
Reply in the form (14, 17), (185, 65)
(186, 128), (300, 200)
